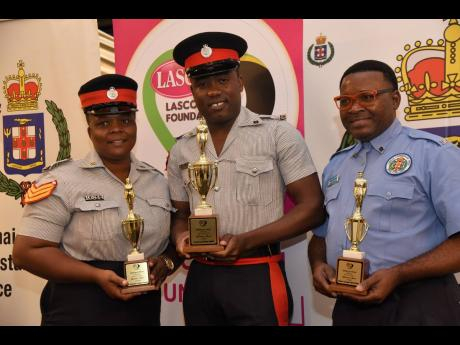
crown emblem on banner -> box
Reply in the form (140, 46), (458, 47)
(315, 33), (327, 45)
(395, 19), (460, 121)
(3, 60), (42, 112)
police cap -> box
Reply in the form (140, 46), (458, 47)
(78, 74), (138, 115)
(173, 31), (247, 79)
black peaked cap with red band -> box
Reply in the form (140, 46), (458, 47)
(173, 31), (247, 79)
(78, 74), (138, 115)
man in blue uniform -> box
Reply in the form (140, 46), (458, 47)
(308, 60), (460, 325)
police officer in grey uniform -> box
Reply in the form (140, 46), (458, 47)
(13, 74), (181, 326)
(168, 32), (325, 325)
(308, 60), (460, 325)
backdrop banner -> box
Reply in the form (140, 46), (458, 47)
(0, 19), (101, 325)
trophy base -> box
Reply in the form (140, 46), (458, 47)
(122, 258), (157, 294)
(329, 282), (368, 296)
(331, 256), (369, 296)
(122, 283), (159, 294)
(183, 244), (225, 253)
(188, 214), (221, 252)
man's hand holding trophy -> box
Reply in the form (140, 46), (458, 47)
(184, 117), (224, 253)
(330, 171), (369, 295)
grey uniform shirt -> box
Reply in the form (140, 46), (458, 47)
(19, 150), (172, 261)
(167, 107), (316, 235)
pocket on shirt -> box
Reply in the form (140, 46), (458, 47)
(146, 197), (174, 213)
(146, 197), (172, 237)
(366, 182), (415, 232)
(324, 183), (341, 210)
(235, 157), (274, 206)
(74, 200), (120, 240)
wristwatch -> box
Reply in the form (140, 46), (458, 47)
(159, 255), (175, 273)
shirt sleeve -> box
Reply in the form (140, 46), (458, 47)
(429, 143), (460, 237)
(275, 121), (317, 186)
(166, 143), (189, 202)
(18, 177), (70, 243)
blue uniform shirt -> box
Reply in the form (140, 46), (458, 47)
(314, 119), (460, 274)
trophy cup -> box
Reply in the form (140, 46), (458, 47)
(330, 171), (369, 295)
(184, 117), (224, 253)
(121, 178), (157, 293)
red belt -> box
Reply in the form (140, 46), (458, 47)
(194, 253), (284, 266)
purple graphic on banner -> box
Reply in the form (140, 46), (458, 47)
(420, 125), (460, 148)
(3, 113), (46, 176)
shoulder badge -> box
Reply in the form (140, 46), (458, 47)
(386, 153), (412, 175)
(23, 180), (57, 204)
(43, 158), (72, 171)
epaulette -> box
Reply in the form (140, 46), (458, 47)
(43, 158), (72, 171)
(138, 161), (165, 176)
(329, 143), (357, 160)
(407, 128), (448, 146)
(259, 114), (287, 121)
(175, 129), (196, 141)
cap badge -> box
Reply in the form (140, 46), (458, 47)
(385, 153), (412, 175)
(107, 86), (118, 100)
(201, 44), (212, 58)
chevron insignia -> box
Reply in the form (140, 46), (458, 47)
(23, 180), (57, 204)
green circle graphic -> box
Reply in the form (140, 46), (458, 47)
(143, 50), (178, 151)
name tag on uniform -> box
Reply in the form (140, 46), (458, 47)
(326, 175), (340, 188)
(84, 193), (104, 201)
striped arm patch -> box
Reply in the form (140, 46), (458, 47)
(23, 180), (58, 204)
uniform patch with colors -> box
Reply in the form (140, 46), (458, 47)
(386, 154), (412, 175)
(23, 180), (57, 204)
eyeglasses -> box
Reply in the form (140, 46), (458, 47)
(333, 88), (395, 111)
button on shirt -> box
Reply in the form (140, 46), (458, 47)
(18, 150), (172, 261)
(167, 107), (317, 235)
(314, 119), (460, 274)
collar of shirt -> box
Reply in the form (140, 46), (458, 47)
(356, 118), (402, 155)
(237, 107), (264, 127)
(80, 150), (105, 169)
(79, 150), (146, 184)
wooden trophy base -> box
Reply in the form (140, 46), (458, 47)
(183, 244), (225, 253)
(122, 284), (159, 294)
(186, 213), (223, 253)
(329, 254), (369, 296)
(329, 282), (368, 295)
(122, 258), (158, 294)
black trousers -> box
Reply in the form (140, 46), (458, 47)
(40, 261), (161, 326)
(333, 274), (460, 326)
(183, 259), (293, 326)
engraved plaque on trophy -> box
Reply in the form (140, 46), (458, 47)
(330, 171), (369, 295)
(184, 117), (224, 253)
(121, 178), (157, 293)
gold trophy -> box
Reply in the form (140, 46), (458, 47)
(184, 117), (224, 253)
(121, 178), (157, 293)
(330, 171), (369, 295)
